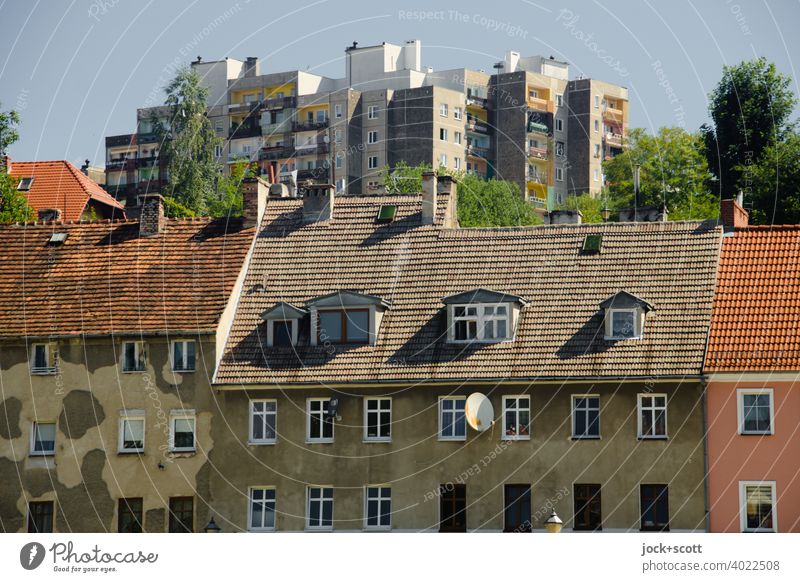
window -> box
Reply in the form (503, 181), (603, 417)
(242, 144), (252, 155)
(556, 94), (563, 107)
(594, 143), (601, 157)
(121, 341), (145, 372)
(316, 110), (326, 123)
(594, 95), (600, 109)
(502, 396), (530, 440)
(368, 156), (378, 170)
(334, 129), (342, 144)
(368, 130), (378, 144)
(451, 304), (510, 342)
(365, 486), (391, 530)
(439, 484), (466, 532)
(439, 128), (448, 141)
(573, 484), (602, 531)
(215, 121), (223, 134)
(740, 482), (776, 532)
(214, 145), (223, 158)
(168, 497), (194, 533)
(454, 107), (462, 120)
(272, 320), (294, 347)
(334, 104), (343, 118)
(503, 485), (532, 532)
(640, 484), (669, 531)
(28, 501), (54, 533)
(118, 411), (145, 453)
(439, 153), (447, 166)
(17, 177), (34, 190)
(118, 498), (143, 533)
(556, 167), (564, 181)
(335, 155), (343, 169)
(318, 309), (369, 344)
(364, 397), (391, 441)
(368, 105), (378, 119)
(593, 169), (600, 182)
(555, 141), (565, 156)
(529, 89), (538, 99)
(454, 157), (461, 170)
(250, 400), (277, 444)
(439, 397), (466, 440)
(171, 340), (196, 372)
(607, 309), (635, 339)
(31, 343), (55, 374)
(572, 396), (600, 438)
(738, 389), (774, 435)
(594, 119), (600, 132)
(30, 422), (55, 455)
(307, 487), (333, 530)
(307, 398), (334, 442)
(638, 394), (667, 438)
(439, 103), (448, 117)
(169, 411), (196, 452)
(249, 488), (277, 531)
(454, 131), (462, 145)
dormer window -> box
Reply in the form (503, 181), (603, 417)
(600, 291), (654, 340)
(261, 302), (308, 347)
(308, 291), (391, 347)
(443, 289), (527, 344)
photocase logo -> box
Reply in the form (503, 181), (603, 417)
(20, 542), (46, 570)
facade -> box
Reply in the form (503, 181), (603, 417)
(0, 193), (258, 533)
(102, 41), (628, 208)
(208, 175), (720, 532)
(704, 198), (800, 532)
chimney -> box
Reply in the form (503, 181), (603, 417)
(436, 174), (458, 228)
(268, 183), (289, 198)
(241, 176), (269, 228)
(421, 171), (437, 225)
(38, 208), (62, 222)
(720, 192), (749, 232)
(545, 209), (583, 225)
(302, 183), (334, 222)
(244, 57), (260, 78)
(80, 159), (90, 176)
(138, 194), (165, 236)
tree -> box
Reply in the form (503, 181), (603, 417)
(745, 130), (800, 224)
(603, 127), (717, 220)
(154, 66), (222, 215)
(0, 172), (35, 223)
(207, 161), (255, 218)
(0, 102), (20, 157)
(702, 58), (797, 198)
(457, 173), (542, 227)
(556, 193), (604, 223)
(381, 161), (434, 193)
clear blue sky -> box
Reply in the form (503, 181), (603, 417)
(1, 0), (798, 166)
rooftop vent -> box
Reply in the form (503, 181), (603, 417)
(47, 233), (68, 245)
(376, 204), (397, 223)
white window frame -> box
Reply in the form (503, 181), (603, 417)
(593, 168), (600, 182)
(368, 156), (378, 170)
(638, 394), (668, 439)
(556, 94), (563, 107)
(572, 395), (600, 439)
(556, 167), (564, 182)
(169, 410), (196, 452)
(249, 399), (278, 444)
(739, 481), (777, 533)
(501, 395), (531, 441)
(449, 303), (511, 343)
(439, 153), (447, 167)
(363, 397), (392, 442)
(306, 398), (334, 443)
(214, 145), (223, 157)
(306, 486), (334, 531)
(594, 95), (600, 109)
(367, 130), (378, 144)
(594, 119), (600, 133)
(121, 340), (146, 373)
(17, 177), (34, 190)
(438, 396), (467, 441)
(170, 340), (196, 372)
(248, 487), (277, 532)
(454, 157), (461, 170)
(30, 343), (56, 374)
(30, 421), (56, 456)
(737, 389), (774, 435)
(364, 485), (392, 530)
(118, 410), (145, 453)
(605, 308), (641, 339)
(555, 118), (563, 132)
(454, 107), (462, 120)
(440, 128), (448, 141)
(556, 141), (565, 157)
(454, 131), (462, 145)
(439, 103), (448, 117)
(368, 105), (378, 119)
(334, 104), (343, 118)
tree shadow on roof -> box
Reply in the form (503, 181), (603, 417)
(555, 311), (616, 359)
(359, 211), (423, 247)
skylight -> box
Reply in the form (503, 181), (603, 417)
(376, 205), (397, 223)
(583, 234), (602, 253)
(47, 233), (68, 245)
(17, 177), (34, 191)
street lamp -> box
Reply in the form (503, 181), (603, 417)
(204, 516), (221, 533)
(544, 510), (563, 533)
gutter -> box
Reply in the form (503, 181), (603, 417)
(0, 329), (216, 341)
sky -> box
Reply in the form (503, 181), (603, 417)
(0, 0), (798, 167)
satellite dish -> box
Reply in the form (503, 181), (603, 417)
(465, 393), (494, 432)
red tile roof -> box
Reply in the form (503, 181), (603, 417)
(7, 160), (125, 221)
(706, 226), (800, 371)
(0, 218), (253, 337)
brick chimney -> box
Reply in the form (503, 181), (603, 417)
(139, 194), (165, 236)
(545, 210), (582, 225)
(241, 176), (269, 228)
(421, 171), (437, 225)
(244, 57), (260, 78)
(436, 174), (458, 228)
(302, 183), (334, 222)
(720, 192), (749, 232)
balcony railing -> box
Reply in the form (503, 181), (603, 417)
(466, 95), (487, 107)
(137, 132), (160, 144)
(261, 96), (297, 110)
(293, 120), (329, 132)
(527, 97), (553, 113)
(528, 146), (548, 160)
(604, 132), (623, 148)
(526, 172), (547, 184)
(466, 119), (489, 134)
(106, 134), (136, 147)
(294, 143), (330, 156)
(228, 101), (260, 114)
(259, 145), (295, 161)
(136, 156), (161, 168)
(262, 122), (293, 136)
(229, 124), (262, 139)
(105, 159), (135, 171)
(603, 106), (623, 120)
(297, 167), (330, 182)
(527, 122), (549, 136)
(466, 145), (490, 159)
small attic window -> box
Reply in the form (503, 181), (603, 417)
(47, 233), (68, 245)
(583, 234), (602, 253)
(17, 177), (34, 191)
(376, 205), (397, 223)
(600, 291), (654, 341)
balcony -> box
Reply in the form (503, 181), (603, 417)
(228, 101), (260, 114)
(527, 97), (553, 113)
(104, 182), (134, 197)
(105, 158), (135, 171)
(137, 132), (160, 144)
(528, 146), (548, 160)
(466, 95), (487, 108)
(259, 145), (295, 161)
(604, 132), (623, 148)
(526, 171), (547, 185)
(136, 156), (161, 168)
(297, 167), (330, 182)
(106, 134), (136, 147)
(262, 122), (293, 136)
(527, 121), (549, 136)
(466, 145), (490, 159)
(294, 143), (330, 156)
(466, 119), (489, 134)
(603, 105), (624, 121)
(261, 95), (297, 110)
(293, 120), (329, 132)
(229, 124), (262, 139)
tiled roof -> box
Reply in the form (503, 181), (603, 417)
(216, 194), (722, 385)
(706, 226), (800, 371)
(8, 160), (125, 221)
(0, 218), (253, 337)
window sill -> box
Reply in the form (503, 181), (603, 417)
(640, 526), (670, 532)
(305, 439), (334, 445)
(121, 369), (146, 374)
(30, 369), (57, 376)
(117, 449), (144, 455)
(29, 452), (55, 458)
(171, 369), (196, 373)
(248, 440), (277, 446)
(248, 527), (277, 533)
(437, 437), (467, 442)
(739, 431), (774, 436)
(502, 435), (530, 441)
(742, 528), (775, 533)
(363, 526), (392, 532)
(305, 527), (333, 532)
(363, 438), (392, 444)
(571, 435), (601, 440)
(169, 449), (197, 456)
(638, 435), (668, 440)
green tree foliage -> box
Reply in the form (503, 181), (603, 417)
(381, 161), (434, 193)
(154, 66), (222, 215)
(745, 131), (800, 224)
(457, 173), (542, 227)
(0, 102), (20, 156)
(556, 193), (604, 223)
(0, 171), (35, 223)
(162, 196), (197, 218)
(207, 161), (254, 218)
(701, 58), (797, 197)
(603, 127), (718, 220)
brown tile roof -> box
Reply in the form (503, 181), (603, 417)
(706, 226), (800, 371)
(8, 160), (125, 221)
(0, 218), (253, 337)
(216, 194), (722, 385)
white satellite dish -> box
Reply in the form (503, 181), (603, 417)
(465, 393), (494, 432)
